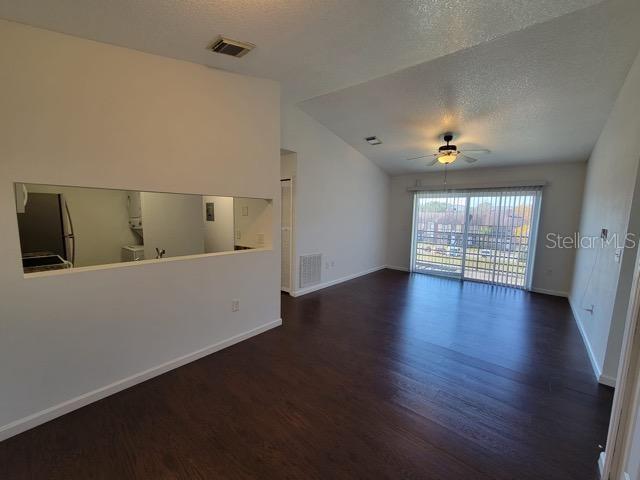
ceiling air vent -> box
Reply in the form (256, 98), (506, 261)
(365, 136), (382, 146)
(208, 37), (255, 58)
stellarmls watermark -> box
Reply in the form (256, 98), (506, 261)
(545, 233), (637, 249)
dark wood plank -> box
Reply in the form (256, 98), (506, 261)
(0, 270), (613, 479)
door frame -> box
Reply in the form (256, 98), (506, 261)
(280, 149), (298, 294)
(280, 178), (294, 293)
(601, 253), (640, 479)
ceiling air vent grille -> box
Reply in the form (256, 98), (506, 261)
(300, 254), (322, 289)
(209, 37), (255, 58)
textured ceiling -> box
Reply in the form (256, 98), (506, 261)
(0, 0), (636, 174)
(0, 0), (602, 102)
(299, 0), (640, 174)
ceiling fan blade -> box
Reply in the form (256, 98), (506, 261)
(427, 158), (439, 166)
(459, 149), (490, 154)
(461, 155), (479, 164)
(407, 153), (437, 161)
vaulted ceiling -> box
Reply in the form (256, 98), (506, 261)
(1, 0), (638, 174)
(299, 0), (640, 174)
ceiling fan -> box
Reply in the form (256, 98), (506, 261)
(407, 133), (490, 166)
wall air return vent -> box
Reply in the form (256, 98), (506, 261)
(300, 254), (322, 289)
(208, 37), (255, 58)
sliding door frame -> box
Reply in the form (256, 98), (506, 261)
(410, 187), (542, 290)
(525, 191), (543, 290)
(410, 191), (468, 279)
(410, 193), (418, 278)
(459, 199), (472, 278)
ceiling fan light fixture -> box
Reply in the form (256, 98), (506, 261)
(404, 132), (488, 166)
(437, 151), (458, 164)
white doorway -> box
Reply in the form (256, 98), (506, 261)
(280, 150), (297, 293)
(281, 179), (293, 292)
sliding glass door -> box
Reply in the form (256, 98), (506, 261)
(411, 188), (541, 289)
(412, 193), (468, 277)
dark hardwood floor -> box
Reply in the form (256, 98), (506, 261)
(0, 269), (613, 479)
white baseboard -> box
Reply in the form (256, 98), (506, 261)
(598, 373), (617, 388)
(385, 265), (410, 272)
(0, 318), (282, 442)
(569, 299), (616, 387)
(531, 287), (569, 297)
(570, 298), (602, 380)
(290, 266), (386, 297)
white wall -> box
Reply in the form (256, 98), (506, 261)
(203, 196), (234, 253)
(280, 151), (297, 180)
(281, 104), (390, 293)
(570, 50), (640, 385)
(24, 184), (138, 267)
(387, 162), (586, 296)
(0, 20), (280, 439)
(233, 197), (273, 249)
(141, 192), (205, 260)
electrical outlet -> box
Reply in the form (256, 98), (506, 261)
(231, 300), (240, 312)
(331, 261), (335, 267)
